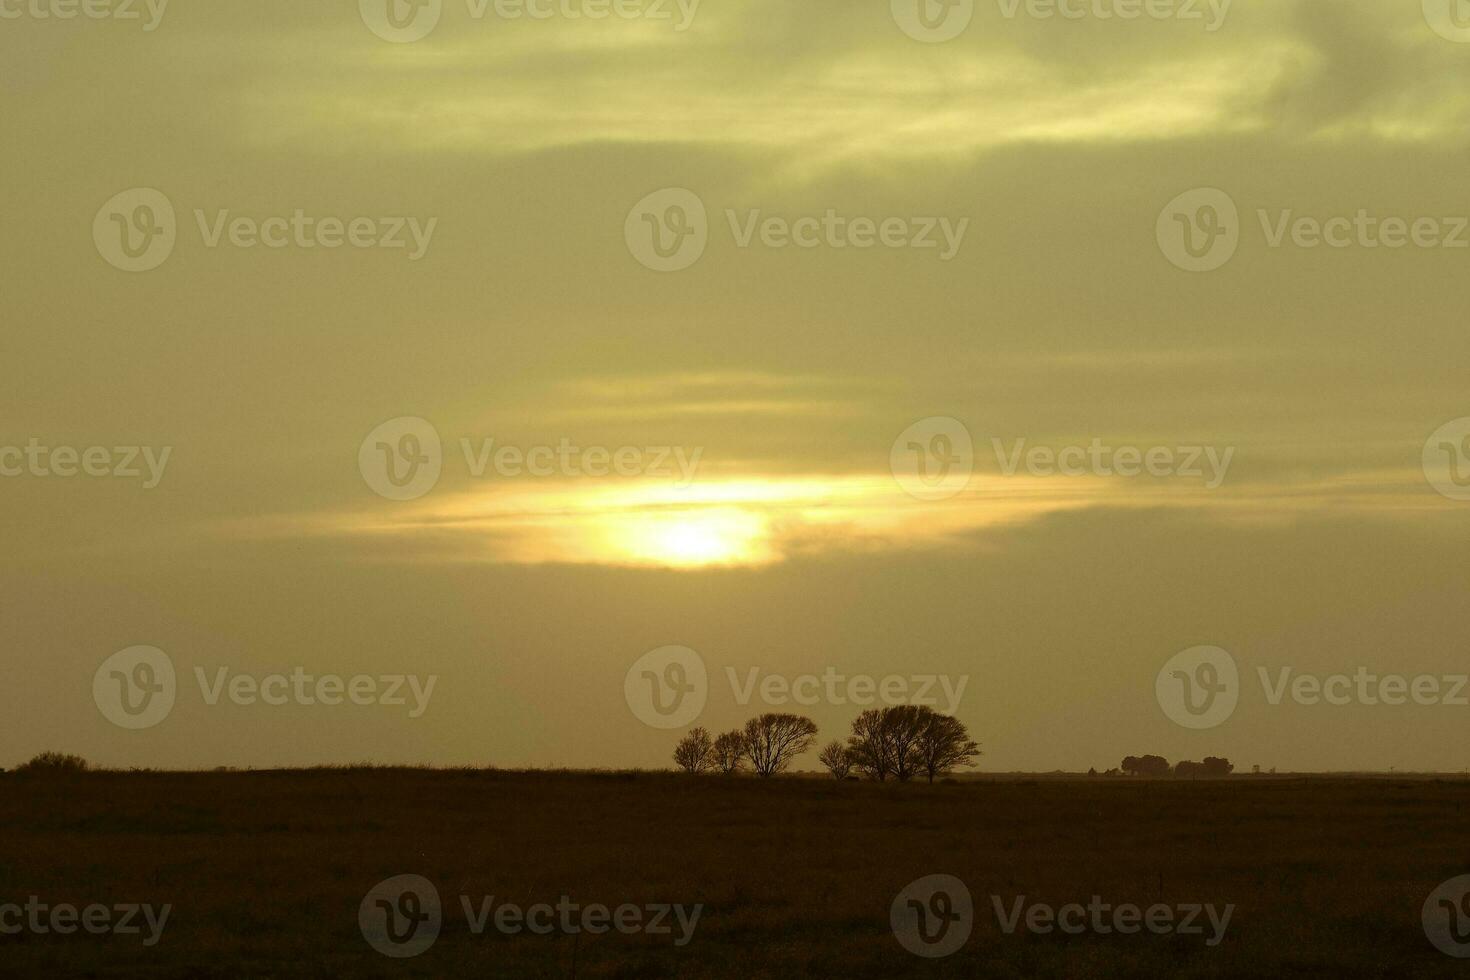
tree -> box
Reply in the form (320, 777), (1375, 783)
(15, 752), (89, 774)
(846, 709), (895, 781)
(817, 741), (852, 780)
(742, 713), (818, 777)
(1121, 754), (1170, 776)
(712, 730), (746, 774)
(1201, 756), (1234, 776)
(1175, 760), (1203, 778)
(673, 727), (714, 774)
(883, 706), (931, 782)
(846, 705), (955, 782)
(913, 710), (981, 783)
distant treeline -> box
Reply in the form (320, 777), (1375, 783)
(1088, 755), (1235, 777)
(673, 705), (980, 783)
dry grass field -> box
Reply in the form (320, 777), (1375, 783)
(3, 770), (1468, 977)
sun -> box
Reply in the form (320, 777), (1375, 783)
(605, 508), (772, 568)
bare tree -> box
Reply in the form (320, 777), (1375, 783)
(846, 705), (930, 781)
(742, 713), (818, 777)
(914, 710), (980, 783)
(885, 705), (931, 782)
(712, 730), (746, 774)
(673, 727), (714, 774)
(846, 709), (894, 781)
(817, 741), (852, 780)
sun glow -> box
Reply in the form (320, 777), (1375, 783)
(603, 508), (771, 568)
(315, 472), (1127, 569)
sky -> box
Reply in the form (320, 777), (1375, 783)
(3, 0), (1470, 773)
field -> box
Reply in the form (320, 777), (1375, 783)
(2, 770), (1468, 977)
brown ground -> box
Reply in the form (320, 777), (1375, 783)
(2, 769), (1467, 977)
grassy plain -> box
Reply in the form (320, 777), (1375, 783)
(2, 770), (1467, 977)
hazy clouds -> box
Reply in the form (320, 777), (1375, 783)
(3, 0), (1468, 772)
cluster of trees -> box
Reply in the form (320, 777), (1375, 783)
(11, 752), (89, 774)
(674, 706), (981, 784)
(1114, 755), (1233, 777)
(674, 713), (820, 778)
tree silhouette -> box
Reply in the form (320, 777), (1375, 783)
(817, 741), (852, 780)
(913, 710), (981, 783)
(712, 730), (746, 774)
(847, 705), (960, 782)
(1121, 754), (1170, 776)
(673, 727), (714, 774)
(742, 713), (818, 777)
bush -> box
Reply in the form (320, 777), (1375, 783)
(16, 752), (90, 774)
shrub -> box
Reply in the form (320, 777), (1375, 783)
(16, 752), (90, 774)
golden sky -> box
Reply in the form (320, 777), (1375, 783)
(4, 0), (1469, 773)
